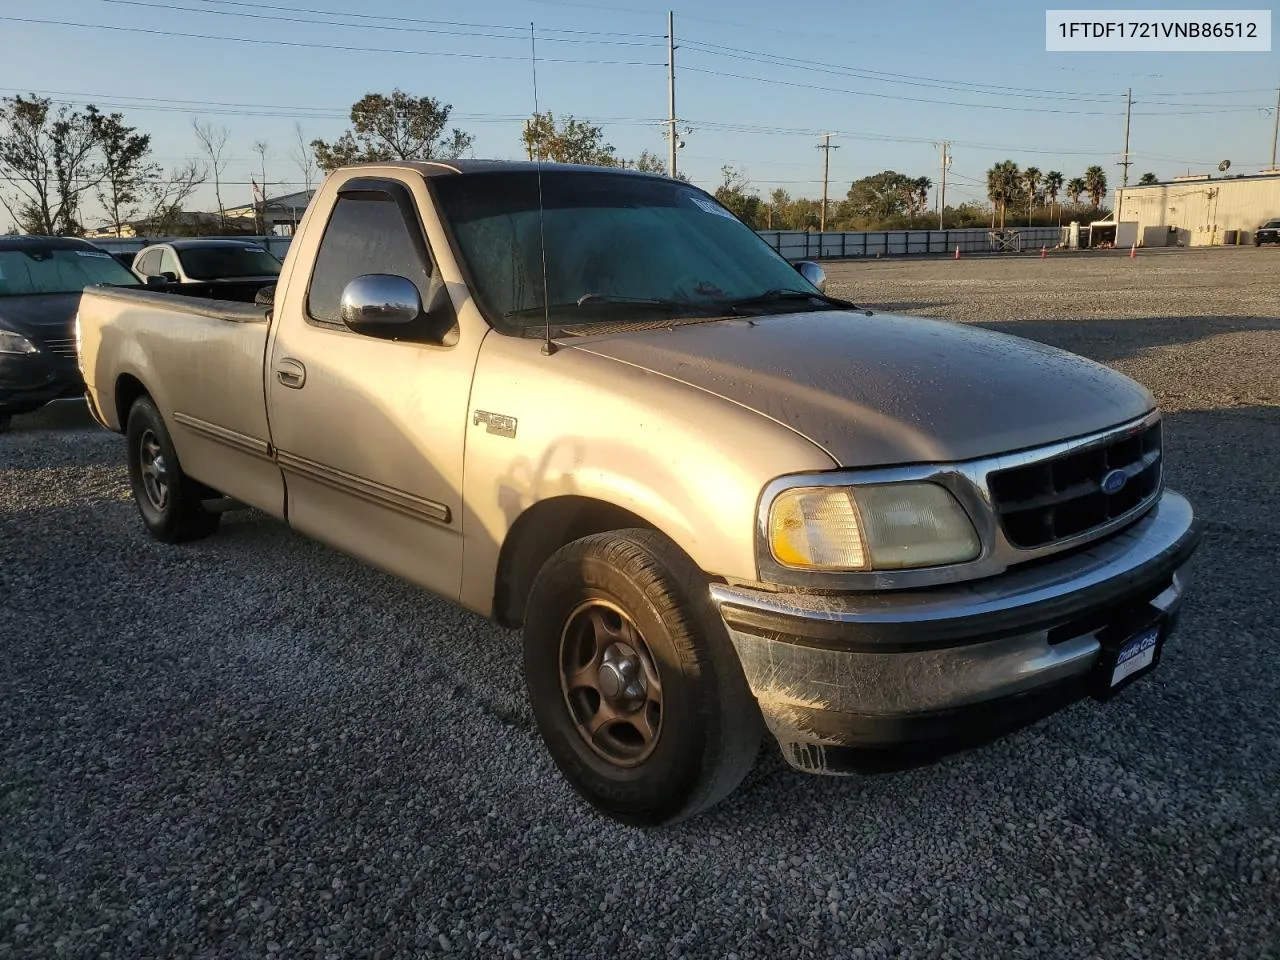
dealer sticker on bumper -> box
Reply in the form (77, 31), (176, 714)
(1111, 626), (1161, 687)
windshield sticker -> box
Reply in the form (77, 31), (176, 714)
(689, 196), (738, 220)
(75, 250), (113, 258)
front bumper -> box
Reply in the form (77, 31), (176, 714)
(710, 490), (1202, 773)
(0, 349), (84, 415)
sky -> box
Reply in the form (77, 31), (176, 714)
(1, 0), (1277, 228)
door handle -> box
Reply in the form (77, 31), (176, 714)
(276, 358), (306, 389)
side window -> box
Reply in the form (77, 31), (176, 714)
(135, 250), (157, 276)
(158, 249), (180, 277)
(306, 192), (434, 327)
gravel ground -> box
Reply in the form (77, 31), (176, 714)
(2, 247), (1278, 959)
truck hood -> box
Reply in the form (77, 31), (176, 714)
(571, 309), (1155, 467)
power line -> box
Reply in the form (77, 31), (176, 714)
(679, 63), (1266, 117)
(90, 0), (663, 46)
(181, 0), (662, 37)
(0, 16), (666, 66)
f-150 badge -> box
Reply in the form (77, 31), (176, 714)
(473, 410), (517, 439)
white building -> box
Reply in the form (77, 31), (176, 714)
(1113, 170), (1280, 247)
(224, 189), (316, 236)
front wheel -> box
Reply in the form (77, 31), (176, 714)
(126, 396), (220, 543)
(523, 529), (762, 826)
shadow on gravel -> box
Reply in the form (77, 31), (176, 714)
(857, 300), (956, 313)
(971, 314), (1280, 367)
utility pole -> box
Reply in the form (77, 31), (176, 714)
(667, 11), (678, 179)
(817, 133), (839, 232)
(1271, 82), (1279, 169)
(1119, 87), (1133, 188)
(936, 141), (951, 230)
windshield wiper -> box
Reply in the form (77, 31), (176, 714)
(724, 288), (857, 314)
(504, 294), (695, 321)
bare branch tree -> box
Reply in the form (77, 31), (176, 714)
(290, 122), (316, 192)
(251, 139), (269, 233)
(142, 159), (207, 236)
(191, 117), (229, 230)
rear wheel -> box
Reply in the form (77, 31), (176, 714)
(523, 529), (762, 826)
(125, 396), (220, 543)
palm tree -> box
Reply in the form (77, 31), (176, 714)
(1084, 165), (1107, 208)
(1044, 171), (1064, 224)
(1022, 167), (1041, 225)
(913, 176), (932, 218)
(986, 160), (1020, 229)
(1066, 177), (1086, 205)
(1138, 172), (1158, 185)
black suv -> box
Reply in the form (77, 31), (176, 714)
(1255, 219), (1280, 245)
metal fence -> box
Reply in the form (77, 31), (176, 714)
(757, 227), (1069, 261)
(87, 226), (1068, 266)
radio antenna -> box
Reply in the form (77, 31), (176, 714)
(530, 22), (556, 356)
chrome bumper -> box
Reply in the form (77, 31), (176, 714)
(710, 490), (1202, 772)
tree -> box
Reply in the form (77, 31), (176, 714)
(713, 166), (762, 228)
(312, 90), (473, 172)
(0, 94), (102, 234)
(87, 107), (156, 237)
(629, 150), (667, 174)
(290, 123), (317, 192)
(845, 170), (914, 223)
(908, 176), (932, 218)
(192, 118), (230, 230)
(1066, 177), (1086, 205)
(252, 139), (270, 233)
(521, 112), (619, 166)
(1138, 172), (1158, 186)
(1044, 170), (1064, 224)
(1023, 166), (1041, 225)
(986, 160), (1021, 229)
(141, 160), (207, 236)
(1084, 165), (1107, 208)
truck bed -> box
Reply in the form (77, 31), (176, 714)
(78, 285), (284, 516)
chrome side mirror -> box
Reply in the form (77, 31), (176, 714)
(795, 260), (827, 293)
(340, 274), (422, 331)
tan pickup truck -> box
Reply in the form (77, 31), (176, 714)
(77, 161), (1203, 825)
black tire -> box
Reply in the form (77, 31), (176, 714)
(125, 395), (220, 543)
(524, 528), (762, 826)
(0, 413), (10, 434)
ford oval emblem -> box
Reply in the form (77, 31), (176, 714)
(1101, 469), (1128, 495)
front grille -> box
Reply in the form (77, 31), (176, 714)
(988, 421), (1162, 549)
(39, 337), (78, 358)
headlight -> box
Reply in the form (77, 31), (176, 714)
(768, 482), (980, 571)
(0, 331), (38, 355)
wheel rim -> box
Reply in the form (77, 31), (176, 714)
(559, 599), (663, 767)
(138, 429), (170, 511)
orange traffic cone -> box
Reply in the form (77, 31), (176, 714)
(954, 245), (961, 260)
(1129, 242), (1136, 258)
(1040, 245), (1047, 259)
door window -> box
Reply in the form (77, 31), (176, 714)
(158, 248), (181, 278)
(306, 192), (433, 328)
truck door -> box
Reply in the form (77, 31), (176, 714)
(265, 175), (479, 602)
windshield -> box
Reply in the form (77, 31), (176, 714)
(1264, 220), (1280, 228)
(178, 245), (281, 280)
(0, 247), (140, 297)
(432, 171), (822, 332)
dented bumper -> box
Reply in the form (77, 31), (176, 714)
(709, 490), (1202, 773)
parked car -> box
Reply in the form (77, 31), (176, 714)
(1254, 219), (1280, 245)
(0, 235), (141, 431)
(131, 239), (281, 303)
(77, 161), (1203, 824)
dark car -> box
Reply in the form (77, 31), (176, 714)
(131, 239), (281, 302)
(1254, 219), (1280, 245)
(0, 236), (141, 431)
